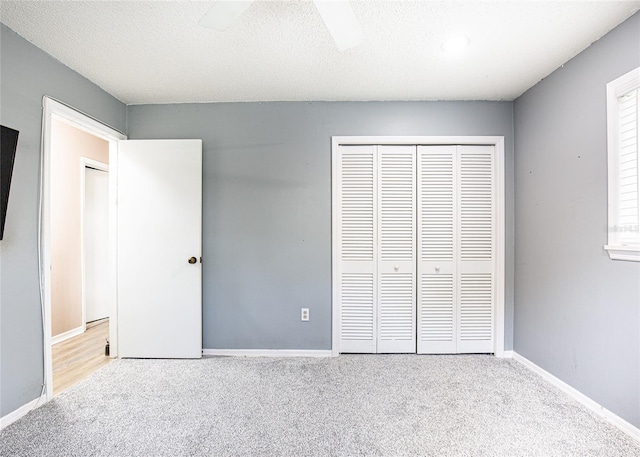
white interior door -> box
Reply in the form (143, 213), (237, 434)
(417, 145), (495, 354)
(417, 146), (457, 353)
(456, 145), (495, 353)
(336, 145), (416, 354)
(377, 145), (416, 353)
(117, 139), (202, 359)
(337, 145), (377, 353)
(84, 166), (110, 322)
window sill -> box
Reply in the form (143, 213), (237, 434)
(604, 245), (640, 262)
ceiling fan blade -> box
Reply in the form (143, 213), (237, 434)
(199, 0), (254, 31)
(313, 0), (364, 51)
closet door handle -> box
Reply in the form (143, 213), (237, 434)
(435, 265), (440, 273)
(394, 265), (400, 271)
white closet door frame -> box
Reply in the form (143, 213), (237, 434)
(332, 136), (506, 357)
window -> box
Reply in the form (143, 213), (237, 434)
(606, 67), (640, 262)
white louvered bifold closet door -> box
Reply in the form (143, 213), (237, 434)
(377, 146), (416, 353)
(337, 143), (495, 354)
(337, 145), (377, 353)
(417, 146), (456, 353)
(456, 146), (495, 353)
(417, 145), (496, 354)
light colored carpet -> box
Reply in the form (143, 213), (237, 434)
(1, 354), (638, 456)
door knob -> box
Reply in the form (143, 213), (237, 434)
(188, 257), (197, 264)
(394, 265), (400, 271)
(435, 265), (441, 272)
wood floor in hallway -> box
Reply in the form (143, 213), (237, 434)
(52, 318), (111, 395)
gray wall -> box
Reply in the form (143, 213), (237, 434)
(3, 5), (637, 429)
(127, 101), (515, 352)
(0, 24), (126, 417)
(514, 12), (640, 427)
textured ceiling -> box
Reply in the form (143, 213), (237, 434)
(1, 1), (639, 104)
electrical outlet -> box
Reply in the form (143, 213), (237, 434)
(301, 308), (309, 321)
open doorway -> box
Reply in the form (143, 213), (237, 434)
(49, 118), (110, 395)
(41, 97), (126, 399)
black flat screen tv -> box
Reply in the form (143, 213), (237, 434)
(1, 125), (19, 240)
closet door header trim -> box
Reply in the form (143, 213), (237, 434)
(332, 136), (505, 148)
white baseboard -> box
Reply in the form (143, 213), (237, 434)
(51, 325), (84, 345)
(203, 349), (334, 358)
(513, 352), (640, 444)
(0, 394), (47, 430)
(496, 350), (513, 359)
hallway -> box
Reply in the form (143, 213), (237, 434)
(52, 319), (111, 395)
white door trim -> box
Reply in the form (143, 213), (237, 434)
(41, 97), (126, 402)
(331, 135), (506, 357)
(80, 159), (109, 330)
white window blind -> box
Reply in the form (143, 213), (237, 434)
(606, 67), (640, 261)
(617, 88), (639, 244)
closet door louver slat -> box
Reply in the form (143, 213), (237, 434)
(459, 150), (493, 261)
(419, 274), (455, 349)
(459, 273), (493, 342)
(341, 273), (375, 341)
(379, 272), (414, 342)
